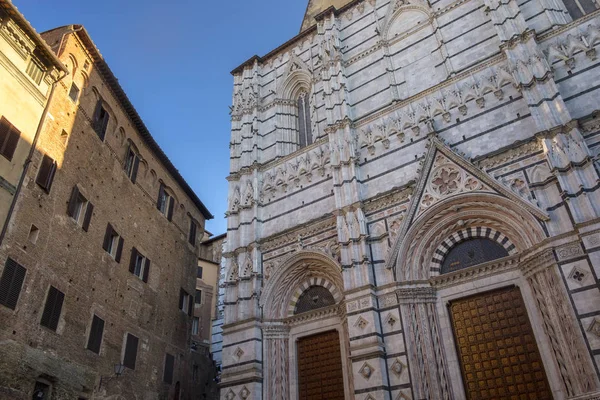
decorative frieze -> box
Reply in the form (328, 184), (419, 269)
(556, 242), (585, 261)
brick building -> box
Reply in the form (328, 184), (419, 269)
(220, 0), (600, 399)
(0, 16), (213, 400)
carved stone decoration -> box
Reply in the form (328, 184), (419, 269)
(355, 316), (369, 330)
(390, 358), (406, 377)
(225, 389), (236, 400)
(568, 266), (587, 286)
(239, 387), (250, 400)
(588, 319), (600, 338)
(385, 313), (397, 328)
(359, 362), (374, 380)
(264, 324), (290, 400)
(555, 242), (584, 261)
(234, 347), (244, 360)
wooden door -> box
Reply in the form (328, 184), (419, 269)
(297, 330), (345, 400)
(450, 286), (552, 400)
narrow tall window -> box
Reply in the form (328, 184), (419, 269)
(129, 248), (150, 283)
(163, 353), (175, 384)
(157, 184), (175, 221)
(87, 315), (105, 354)
(0, 258), (26, 310)
(179, 289), (192, 316)
(103, 224), (124, 262)
(192, 317), (199, 335)
(92, 100), (110, 141)
(67, 186), (94, 231)
(188, 219), (197, 245)
(123, 333), (139, 370)
(563, 0), (599, 19)
(124, 146), (140, 183)
(69, 83), (80, 102)
(297, 91), (312, 149)
(35, 154), (57, 193)
(26, 58), (44, 84)
(0, 117), (20, 161)
(197, 266), (203, 279)
(195, 289), (202, 305)
(40, 286), (65, 331)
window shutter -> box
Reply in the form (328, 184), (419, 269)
(197, 266), (203, 279)
(82, 202), (94, 232)
(129, 248), (138, 274)
(93, 101), (102, 126)
(157, 184), (165, 210)
(36, 155), (55, 192)
(179, 289), (184, 310)
(67, 186), (80, 217)
(123, 333), (139, 370)
(131, 156), (140, 184)
(142, 259), (150, 283)
(40, 286), (65, 331)
(115, 237), (124, 263)
(86, 315), (105, 354)
(2, 126), (20, 161)
(188, 293), (193, 316)
(0, 258), (27, 310)
(163, 353), (175, 384)
(99, 112), (109, 141)
(167, 198), (174, 221)
(102, 224), (113, 251)
(0, 117), (9, 151)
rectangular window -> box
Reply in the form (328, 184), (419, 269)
(193, 364), (199, 381)
(0, 117), (20, 161)
(67, 186), (94, 231)
(35, 154), (57, 193)
(192, 317), (199, 335)
(197, 266), (203, 279)
(0, 258), (26, 310)
(26, 58), (44, 84)
(103, 224), (124, 262)
(179, 289), (192, 316)
(123, 333), (139, 370)
(124, 147), (140, 183)
(157, 184), (174, 221)
(92, 100), (110, 141)
(188, 219), (197, 245)
(163, 353), (175, 384)
(129, 248), (150, 283)
(195, 289), (202, 305)
(69, 83), (80, 102)
(40, 286), (65, 331)
(86, 315), (105, 354)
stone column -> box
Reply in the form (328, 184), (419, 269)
(521, 250), (600, 397)
(397, 287), (453, 400)
(263, 324), (290, 400)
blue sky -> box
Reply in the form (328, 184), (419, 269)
(16, 0), (309, 235)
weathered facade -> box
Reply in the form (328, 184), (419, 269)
(0, 20), (213, 400)
(220, 0), (600, 398)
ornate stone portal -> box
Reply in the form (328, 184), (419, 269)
(218, 0), (600, 398)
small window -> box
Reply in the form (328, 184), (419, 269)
(123, 333), (139, 370)
(297, 90), (312, 149)
(26, 58), (44, 84)
(32, 380), (51, 400)
(86, 314), (105, 354)
(40, 286), (65, 331)
(60, 130), (69, 146)
(0, 117), (21, 161)
(92, 100), (110, 141)
(69, 83), (80, 102)
(124, 147), (140, 183)
(129, 248), (150, 283)
(67, 186), (94, 231)
(188, 219), (197, 246)
(83, 60), (90, 70)
(163, 353), (175, 384)
(28, 225), (39, 244)
(193, 364), (199, 381)
(197, 266), (203, 279)
(563, 0), (599, 19)
(192, 317), (199, 335)
(103, 224), (124, 262)
(0, 258), (27, 310)
(179, 289), (192, 316)
(157, 184), (175, 221)
(195, 289), (202, 305)
(35, 154), (57, 193)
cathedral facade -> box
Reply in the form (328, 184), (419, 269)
(220, 0), (600, 398)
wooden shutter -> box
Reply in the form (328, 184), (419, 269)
(0, 118), (20, 161)
(86, 315), (105, 354)
(142, 259), (150, 283)
(102, 224), (113, 251)
(157, 184), (165, 210)
(115, 237), (124, 263)
(131, 156), (140, 184)
(0, 117), (9, 151)
(82, 202), (94, 232)
(179, 289), (185, 310)
(67, 186), (80, 217)
(123, 333), (139, 370)
(163, 353), (175, 384)
(36, 155), (56, 192)
(40, 286), (65, 331)
(129, 248), (138, 274)
(0, 258), (27, 310)
(167, 198), (174, 221)
(99, 111), (109, 141)
(187, 292), (193, 316)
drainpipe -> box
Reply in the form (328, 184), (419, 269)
(0, 68), (68, 246)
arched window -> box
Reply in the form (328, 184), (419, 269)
(563, 0), (598, 20)
(441, 238), (509, 274)
(294, 285), (336, 315)
(297, 91), (312, 149)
